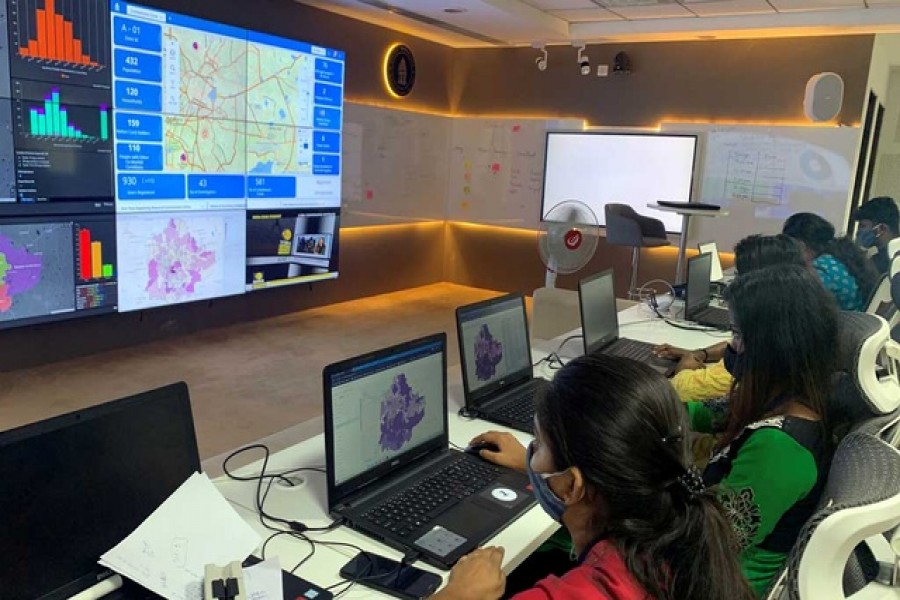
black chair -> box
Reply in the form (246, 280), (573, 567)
(604, 204), (670, 297)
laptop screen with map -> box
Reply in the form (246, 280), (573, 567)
(326, 335), (446, 489)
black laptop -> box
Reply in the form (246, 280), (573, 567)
(0, 383), (200, 600)
(323, 333), (535, 570)
(685, 253), (730, 330)
(579, 270), (676, 376)
(455, 294), (549, 434)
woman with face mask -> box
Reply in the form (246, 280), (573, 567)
(431, 355), (754, 600)
(684, 264), (838, 595)
(783, 212), (879, 311)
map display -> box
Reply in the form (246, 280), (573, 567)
(0, 222), (73, 321)
(116, 210), (245, 311)
(379, 373), (426, 452)
(474, 324), (503, 381)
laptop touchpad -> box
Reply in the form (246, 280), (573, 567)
(414, 525), (468, 557)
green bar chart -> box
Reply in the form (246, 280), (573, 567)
(26, 87), (109, 141)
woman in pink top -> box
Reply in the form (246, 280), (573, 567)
(432, 355), (754, 600)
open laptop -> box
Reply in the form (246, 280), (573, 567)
(323, 333), (535, 570)
(578, 270), (676, 376)
(685, 253), (730, 330)
(0, 383), (200, 600)
(455, 294), (549, 434)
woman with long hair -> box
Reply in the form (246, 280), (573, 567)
(433, 356), (754, 600)
(685, 264), (839, 594)
(783, 212), (880, 310)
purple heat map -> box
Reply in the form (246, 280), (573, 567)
(379, 373), (426, 452)
(145, 219), (216, 301)
(0, 235), (43, 313)
(474, 324), (503, 381)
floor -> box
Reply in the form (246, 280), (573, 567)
(0, 283), (507, 461)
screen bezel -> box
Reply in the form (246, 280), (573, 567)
(578, 269), (620, 355)
(455, 293), (533, 407)
(540, 131), (699, 235)
(0, 381), (199, 600)
(685, 252), (713, 320)
(323, 333), (448, 511)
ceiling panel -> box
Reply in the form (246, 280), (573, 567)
(600, 2), (696, 18)
(548, 7), (624, 20)
(680, 0), (776, 16)
(520, 0), (598, 8)
(769, 0), (864, 10)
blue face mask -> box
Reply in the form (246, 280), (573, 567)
(857, 227), (878, 249)
(525, 442), (568, 523)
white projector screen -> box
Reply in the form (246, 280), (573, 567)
(541, 132), (698, 233)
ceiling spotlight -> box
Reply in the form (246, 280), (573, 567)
(575, 43), (590, 76)
(532, 42), (548, 72)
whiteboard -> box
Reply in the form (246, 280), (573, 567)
(341, 103), (451, 227)
(663, 123), (861, 251)
(446, 118), (581, 229)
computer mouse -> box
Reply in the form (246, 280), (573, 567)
(464, 441), (499, 456)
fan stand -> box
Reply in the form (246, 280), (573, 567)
(545, 256), (558, 289)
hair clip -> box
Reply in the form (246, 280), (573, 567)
(677, 465), (706, 499)
(661, 426), (683, 444)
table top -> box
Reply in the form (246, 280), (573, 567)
(648, 202), (730, 217)
(212, 304), (719, 597)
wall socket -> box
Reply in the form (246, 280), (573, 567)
(597, 64), (609, 77)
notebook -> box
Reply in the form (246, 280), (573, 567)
(323, 333), (534, 570)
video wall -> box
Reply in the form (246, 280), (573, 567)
(0, 0), (344, 329)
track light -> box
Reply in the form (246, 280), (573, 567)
(575, 43), (589, 76)
(532, 42), (547, 72)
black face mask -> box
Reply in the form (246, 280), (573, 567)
(723, 343), (745, 381)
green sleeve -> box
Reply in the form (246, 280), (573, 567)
(686, 398), (728, 434)
(715, 428), (818, 594)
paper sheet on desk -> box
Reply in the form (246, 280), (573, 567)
(99, 472), (262, 600)
(244, 559), (283, 600)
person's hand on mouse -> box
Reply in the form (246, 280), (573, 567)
(432, 546), (506, 600)
(469, 432), (527, 472)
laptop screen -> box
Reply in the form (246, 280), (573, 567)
(326, 336), (446, 489)
(698, 241), (724, 282)
(457, 295), (532, 396)
(0, 383), (199, 600)
(686, 253), (713, 318)
(579, 270), (619, 354)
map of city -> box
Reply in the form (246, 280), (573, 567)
(379, 373), (426, 452)
(0, 224), (74, 321)
(164, 116), (246, 173)
(145, 218), (218, 302)
(246, 43), (315, 127)
(474, 324), (504, 381)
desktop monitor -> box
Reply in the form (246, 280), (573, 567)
(698, 241), (724, 282)
(0, 382), (200, 600)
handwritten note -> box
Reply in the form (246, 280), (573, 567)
(100, 472), (262, 600)
(244, 559), (284, 600)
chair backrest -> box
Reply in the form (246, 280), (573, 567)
(531, 286), (581, 341)
(604, 204), (643, 247)
(767, 432), (900, 600)
(827, 314), (900, 440)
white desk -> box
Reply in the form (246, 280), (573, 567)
(649, 203), (730, 285)
(213, 304), (718, 597)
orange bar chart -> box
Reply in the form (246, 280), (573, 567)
(17, 0), (101, 66)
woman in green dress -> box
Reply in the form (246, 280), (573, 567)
(688, 263), (839, 595)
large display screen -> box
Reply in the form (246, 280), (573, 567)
(0, 0), (344, 328)
(541, 132), (697, 234)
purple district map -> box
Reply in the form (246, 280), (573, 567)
(0, 234), (42, 313)
(474, 324), (503, 381)
(379, 373), (425, 452)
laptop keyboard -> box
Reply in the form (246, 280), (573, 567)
(607, 338), (655, 362)
(491, 391), (536, 426)
(697, 307), (730, 329)
(363, 456), (503, 538)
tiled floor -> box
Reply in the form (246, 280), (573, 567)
(0, 283), (506, 460)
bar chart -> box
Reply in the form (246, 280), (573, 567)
(26, 88), (110, 141)
(77, 225), (115, 281)
(12, 0), (107, 67)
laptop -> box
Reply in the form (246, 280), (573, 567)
(685, 253), (731, 330)
(578, 270), (676, 376)
(323, 333), (535, 570)
(0, 383), (200, 600)
(455, 294), (549, 434)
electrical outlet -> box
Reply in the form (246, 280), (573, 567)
(597, 64), (609, 77)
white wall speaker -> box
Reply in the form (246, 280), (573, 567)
(805, 72), (844, 122)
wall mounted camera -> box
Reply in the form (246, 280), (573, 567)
(613, 51), (631, 75)
(532, 42), (548, 72)
(575, 43), (590, 76)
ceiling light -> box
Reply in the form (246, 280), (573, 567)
(443, 8), (467, 13)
